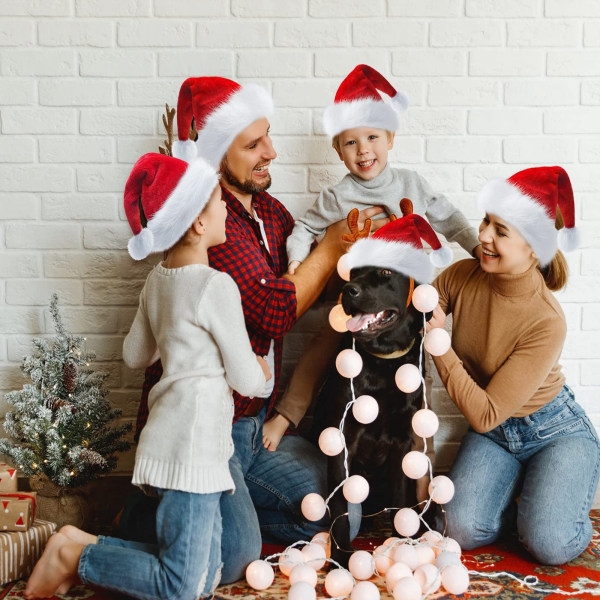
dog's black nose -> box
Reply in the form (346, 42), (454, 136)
(345, 283), (360, 297)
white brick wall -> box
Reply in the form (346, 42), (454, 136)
(0, 1), (599, 508)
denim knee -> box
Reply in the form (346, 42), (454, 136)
(219, 530), (261, 584)
(445, 504), (502, 550)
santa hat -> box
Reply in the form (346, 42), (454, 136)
(124, 153), (219, 260)
(172, 76), (274, 167)
(477, 166), (579, 267)
(345, 199), (452, 284)
(323, 64), (409, 138)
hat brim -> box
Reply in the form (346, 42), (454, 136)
(323, 98), (400, 138)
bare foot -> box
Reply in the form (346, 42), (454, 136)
(262, 413), (290, 451)
(25, 533), (84, 599)
(53, 526), (97, 594)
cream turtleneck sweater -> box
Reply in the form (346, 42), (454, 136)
(432, 259), (566, 434)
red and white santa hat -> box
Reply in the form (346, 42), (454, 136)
(172, 76), (274, 166)
(477, 166), (579, 267)
(124, 153), (219, 260)
(345, 199), (452, 284)
(323, 64), (409, 138)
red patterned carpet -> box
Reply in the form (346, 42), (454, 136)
(2, 511), (598, 600)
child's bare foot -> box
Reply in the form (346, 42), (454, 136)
(262, 413), (290, 451)
(53, 526), (97, 594)
(25, 533), (84, 599)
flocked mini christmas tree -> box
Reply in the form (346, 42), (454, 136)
(0, 294), (131, 488)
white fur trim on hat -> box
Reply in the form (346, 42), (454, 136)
(172, 139), (197, 164)
(323, 98), (402, 138)
(345, 238), (434, 284)
(477, 178), (557, 267)
(195, 84), (274, 168)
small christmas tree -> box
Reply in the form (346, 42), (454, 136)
(0, 294), (131, 488)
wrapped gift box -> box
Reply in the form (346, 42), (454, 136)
(0, 519), (56, 584)
(0, 464), (17, 493)
(0, 493), (36, 532)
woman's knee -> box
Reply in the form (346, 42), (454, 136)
(445, 502), (502, 550)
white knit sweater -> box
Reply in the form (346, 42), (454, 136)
(123, 263), (266, 495)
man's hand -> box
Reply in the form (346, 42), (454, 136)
(426, 304), (447, 332)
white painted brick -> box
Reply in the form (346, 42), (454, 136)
(83, 223), (131, 250)
(353, 20), (426, 47)
(393, 50), (465, 76)
(411, 165), (463, 193)
(314, 50), (388, 78)
(507, 20), (581, 47)
(556, 165), (600, 192)
(581, 249), (600, 276)
(466, 0), (538, 17)
(430, 20), (503, 47)
(45, 251), (121, 278)
(582, 361), (600, 385)
(273, 79), (337, 108)
(0, 0), (69, 16)
(274, 136), (337, 165)
(75, 0), (151, 17)
(505, 80), (579, 106)
(274, 21), (349, 48)
(80, 109), (155, 135)
(580, 139), (600, 163)
(308, 165), (348, 193)
(42, 194), (117, 220)
(464, 165), (526, 191)
(6, 223), (80, 249)
(309, 0), (385, 17)
(45, 307), (119, 334)
(80, 50), (154, 78)
(0, 137), (36, 163)
(403, 109), (466, 135)
(548, 51), (600, 76)
(232, 0), (301, 17)
(563, 331), (600, 359)
(39, 137), (113, 163)
(238, 51), (310, 78)
(76, 166), (131, 193)
(156, 0), (228, 16)
(585, 22), (600, 46)
(118, 20), (191, 47)
(6, 280), (83, 306)
(117, 254), (158, 279)
(117, 80), (180, 107)
(158, 50), (234, 77)
(503, 137), (577, 163)
(428, 79), (500, 106)
(561, 303), (582, 331)
(0, 165), (72, 192)
(0, 254), (40, 278)
(470, 49), (544, 76)
(559, 360), (580, 385)
(0, 194), (38, 219)
(582, 80), (600, 105)
(1, 108), (77, 135)
(0, 19), (34, 46)
(582, 304), (600, 330)
(2, 49), (75, 76)
(468, 109), (542, 134)
(108, 391), (140, 417)
(582, 197), (600, 220)
(388, 0), (461, 17)
(79, 335), (124, 361)
(87, 361), (121, 388)
(0, 366), (27, 391)
(0, 307), (43, 334)
(269, 109), (311, 135)
(0, 79), (35, 105)
(388, 137), (425, 164)
(544, 108), (600, 134)
(117, 137), (161, 164)
(38, 20), (113, 47)
(268, 166), (307, 194)
(545, 0), (600, 17)
(555, 277), (600, 303)
(277, 194), (316, 220)
(39, 79), (114, 107)
(84, 280), (143, 306)
(196, 20), (269, 48)
(427, 137), (501, 163)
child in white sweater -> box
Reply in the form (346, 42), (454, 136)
(26, 153), (269, 600)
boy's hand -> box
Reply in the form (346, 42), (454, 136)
(262, 413), (290, 452)
(425, 304), (447, 332)
(287, 260), (301, 275)
(256, 356), (271, 381)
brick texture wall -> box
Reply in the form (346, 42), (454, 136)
(0, 0), (599, 504)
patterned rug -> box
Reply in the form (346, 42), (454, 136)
(2, 512), (598, 599)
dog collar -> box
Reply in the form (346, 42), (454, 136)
(370, 338), (415, 359)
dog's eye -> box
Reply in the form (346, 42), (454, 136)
(381, 269), (392, 277)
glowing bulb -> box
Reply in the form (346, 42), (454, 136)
(352, 395), (378, 424)
(301, 493), (326, 522)
(343, 475), (369, 504)
(329, 304), (350, 333)
(411, 284), (438, 313)
(336, 349), (363, 379)
(394, 508), (420, 538)
(423, 328), (451, 356)
(289, 564), (318, 587)
(348, 550), (374, 580)
(411, 409), (439, 438)
(392, 576), (421, 600)
(428, 475), (455, 504)
(279, 547), (304, 577)
(350, 581), (379, 600)
(288, 581), (316, 600)
(394, 364), (421, 393)
(401, 451), (429, 479)
(302, 542), (326, 570)
(325, 568), (354, 598)
(318, 427), (345, 457)
(440, 563), (469, 595)
(246, 560), (274, 590)
(337, 254), (351, 281)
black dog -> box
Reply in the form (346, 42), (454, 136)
(317, 264), (430, 566)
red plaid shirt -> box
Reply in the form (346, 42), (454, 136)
(135, 185), (297, 440)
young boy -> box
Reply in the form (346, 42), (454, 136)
(25, 153), (269, 600)
(263, 65), (480, 451)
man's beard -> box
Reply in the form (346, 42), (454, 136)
(220, 158), (272, 194)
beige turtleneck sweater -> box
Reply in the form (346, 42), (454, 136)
(432, 259), (566, 434)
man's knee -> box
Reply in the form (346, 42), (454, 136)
(220, 533), (261, 584)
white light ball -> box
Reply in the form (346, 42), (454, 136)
(336, 349), (363, 379)
(394, 364), (421, 393)
(348, 550), (374, 580)
(312, 531), (331, 558)
(401, 451), (429, 480)
(351, 581), (380, 600)
(325, 568), (354, 598)
(428, 475), (455, 505)
(412, 285), (439, 313)
(411, 409), (439, 439)
(301, 493), (327, 521)
(414, 564), (441, 594)
(391, 544), (419, 571)
(437, 537), (461, 555)
(289, 581), (317, 600)
(392, 576), (421, 600)
(279, 547), (305, 576)
(414, 544), (436, 566)
(302, 542), (327, 570)
(329, 304), (350, 333)
(435, 551), (462, 571)
(420, 530), (443, 546)
(319, 427), (345, 457)
(373, 546), (393, 575)
(352, 395), (379, 424)
(383, 536), (401, 547)
(394, 508), (420, 538)
(246, 560), (275, 590)
(441, 563), (469, 595)
(385, 562), (412, 591)
(290, 563), (318, 587)
(423, 328), (451, 357)
(337, 253), (351, 282)
(343, 475), (370, 504)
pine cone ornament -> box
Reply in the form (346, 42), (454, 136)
(52, 398), (71, 411)
(63, 360), (78, 393)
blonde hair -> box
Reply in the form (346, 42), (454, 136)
(538, 210), (568, 292)
(331, 130), (394, 152)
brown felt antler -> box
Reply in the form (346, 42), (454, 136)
(158, 103), (175, 157)
(342, 208), (371, 243)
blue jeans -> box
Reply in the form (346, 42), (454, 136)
(444, 385), (600, 565)
(80, 489), (222, 600)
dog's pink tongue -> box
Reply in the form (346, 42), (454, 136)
(346, 313), (376, 333)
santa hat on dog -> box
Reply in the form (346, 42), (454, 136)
(477, 166), (579, 267)
(323, 64), (409, 138)
(172, 77), (274, 166)
(345, 199), (452, 284)
(124, 153), (219, 260)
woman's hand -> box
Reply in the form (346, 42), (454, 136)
(426, 304), (447, 332)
